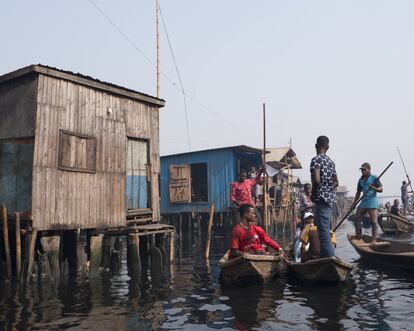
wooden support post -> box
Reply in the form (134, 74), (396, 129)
(2, 205), (12, 279)
(169, 230), (175, 264)
(15, 212), (21, 278)
(188, 213), (192, 252)
(111, 237), (121, 271)
(150, 234), (163, 278)
(179, 214), (183, 263)
(205, 204), (215, 259)
(62, 230), (79, 277)
(127, 233), (141, 280)
(22, 227), (38, 283)
(89, 234), (103, 277)
(40, 236), (61, 282)
(101, 236), (113, 270)
(155, 233), (167, 266)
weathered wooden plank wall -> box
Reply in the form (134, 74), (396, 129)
(32, 74), (160, 230)
(0, 74), (37, 139)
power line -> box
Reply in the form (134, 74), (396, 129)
(158, 2), (191, 151)
(87, 0), (256, 138)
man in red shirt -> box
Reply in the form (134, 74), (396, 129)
(231, 169), (263, 207)
(230, 204), (283, 259)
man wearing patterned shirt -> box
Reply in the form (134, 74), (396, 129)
(310, 136), (338, 257)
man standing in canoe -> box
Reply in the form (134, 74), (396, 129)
(401, 180), (411, 214)
(310, 135), (338, 258)
(351, 162), (383, 242)
(229, 204), (283, 259)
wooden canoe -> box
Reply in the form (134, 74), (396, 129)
(347, 234), (414, 270)
(219, 251), (284, 285)
(348, 213), (372, 228)
(378, 213), (414, 233)
(288, 256), (353, 283)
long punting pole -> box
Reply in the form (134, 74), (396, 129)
(397, 146), (414, 193)
(333, 161), (393, 232)
(262, 103), (268, 232)
(156, 0), (160, 98)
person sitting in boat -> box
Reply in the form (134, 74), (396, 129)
(229, 204), (283, 259)
(300, 212), (337, 262)
(391, 199), (404, 217)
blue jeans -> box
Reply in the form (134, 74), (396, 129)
(314, 202), (335, 257)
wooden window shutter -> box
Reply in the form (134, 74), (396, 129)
(58, 130), (97, 173)
(169, 164), (191, 203)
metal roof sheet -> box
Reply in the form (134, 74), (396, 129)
(0, 64), (165, 107)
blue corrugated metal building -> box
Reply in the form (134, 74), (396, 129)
(160, 145), (262, 215)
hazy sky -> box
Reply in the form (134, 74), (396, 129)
(1, 1), (413, 197)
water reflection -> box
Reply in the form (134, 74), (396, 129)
(1, 223), (414, 330)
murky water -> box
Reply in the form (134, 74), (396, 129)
(1, 221), (414, 331)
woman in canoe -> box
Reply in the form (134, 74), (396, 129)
(229, 204), (283, 259)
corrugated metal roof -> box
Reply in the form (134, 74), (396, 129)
(0, 64), (165, 107)
(266, 147), (302, 169)
(161, 145), (262, 158)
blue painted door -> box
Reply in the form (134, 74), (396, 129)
(126, 139), (149, 210)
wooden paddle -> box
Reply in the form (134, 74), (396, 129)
(333, 161), (394, 232)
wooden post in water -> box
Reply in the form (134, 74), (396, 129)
(23, 227), (38, 283)
(179, 214), (183, 264)
(127, 233), (142, 280)
(101, 235), (113, 270)
(262, 104), (269, 232)
(155, 233), (167, 266)
(40, 236), (61, 282)
(204, 204), (215, 259)
(89, 234), (103, 277)
(150, 234), (163, 278)
(169, 230), (175, 264)
(2, 205), (12, 279)
(15, 212), (21, 279)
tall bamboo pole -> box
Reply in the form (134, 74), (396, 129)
(205, 204), (215, 259)
(156, 0), (160, 98)
(15, 212), (21, 278)
(262, 103), (268, 232)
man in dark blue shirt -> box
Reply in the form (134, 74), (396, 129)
(310, 136), (338, 257)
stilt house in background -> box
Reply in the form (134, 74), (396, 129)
(160, 145), (262, 216)
(0, 64), (164, 230)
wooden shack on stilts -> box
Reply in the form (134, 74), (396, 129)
(0, 64), (174, 283)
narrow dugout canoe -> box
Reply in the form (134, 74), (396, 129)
(378, 213), (414, 233)
(347, 234), (414, 270)
(348, 213), (372, 229)
(288, 256), (353, 283)
(219, 251), (284, 285)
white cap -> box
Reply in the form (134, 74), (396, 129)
(304, 212), (314, 219)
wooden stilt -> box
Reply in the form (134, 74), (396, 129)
(89, 234), (103, 277)
(23, 227), (38, 283)
(150, 234), (162, 279)
(40, 236), (61, 282)
(15, 212), (21, 278)
(101, 236), (113, 270)
(205, 204), (215, 259)
(127, 233), (141, 280)
(169, 230), (175, 264)
(155, 233), (167, 266)
(2, 205), (12, 279)
(179, 214), (183, 263)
